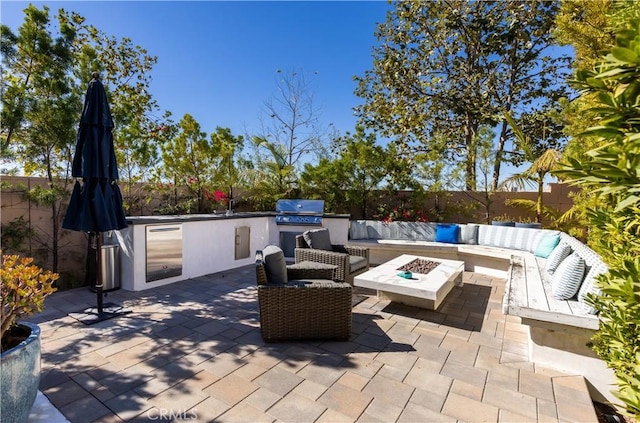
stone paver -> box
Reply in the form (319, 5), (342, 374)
(254, 366), (304, 396)
(26, 266), (601, 423)
(267, 393), (327, 422)
(204, 373), (259, 406)
(58, 395), (113, 422)
(317, 382), (373, 419)
(442, 392), (500, 422)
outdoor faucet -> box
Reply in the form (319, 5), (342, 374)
(226, 199), (234, 216)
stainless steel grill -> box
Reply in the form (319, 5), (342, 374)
(275, 199), (324, 226)
(275, 199), (325, 259)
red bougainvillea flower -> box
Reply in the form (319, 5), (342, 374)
(213, 190), (228, 205)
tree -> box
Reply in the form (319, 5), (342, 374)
(556, 17), (640, 416)
(247, 136), (297, 211)
(2, 5), (167, 277)
(300, 126), (388, 217)
(66, 16), (167, 215)
(554, 0), (640, 240)
(501, 112), (561, 223)
(210, 127), (245, 212)
(160, 114), (217, 213)
(354, 0), (569, 191)
(462, 126), (498, 224)
(1, 5), (79, 273)
(252, 68), (329, 182)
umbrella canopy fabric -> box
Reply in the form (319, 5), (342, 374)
(63, 75), (127, 232)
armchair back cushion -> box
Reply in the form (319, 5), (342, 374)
(263, 245), (288, 284)
(303, 228), (333, 251)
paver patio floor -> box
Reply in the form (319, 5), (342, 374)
(25, 266), (599, 422)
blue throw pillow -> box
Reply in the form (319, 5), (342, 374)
(435, 224), (460, 244)
(534, 233), (560, 258)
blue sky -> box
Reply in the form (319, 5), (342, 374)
(3, 1), (570, 188)
(3, 1), (392, 139)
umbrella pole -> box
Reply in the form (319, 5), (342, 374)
(96, 232), (104, 313)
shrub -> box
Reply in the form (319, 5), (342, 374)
(1, 255), (58, 352)
(557, 18), (640, 417)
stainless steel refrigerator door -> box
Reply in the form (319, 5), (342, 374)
(146, 224), (183, 282)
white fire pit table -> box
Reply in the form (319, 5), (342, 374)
(354, 254), (464, 310)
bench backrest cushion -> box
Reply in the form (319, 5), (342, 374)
(349, 221), (369, 240)
(412, 222), (437, 241)
(551, 252), (586, 300)
(477, 224), (560, 253)
(458, 224), (479, 245)
(350, 221), (438, 242)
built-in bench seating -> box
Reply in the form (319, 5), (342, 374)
(347, 220), (615, 403)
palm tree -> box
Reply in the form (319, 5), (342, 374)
(500, 112), (561, 223)
(250, 136), (298, 210)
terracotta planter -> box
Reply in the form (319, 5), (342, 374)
(0, 322), (41, 423)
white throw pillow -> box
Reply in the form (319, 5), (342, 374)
(545, 242), (572, 275)
(578, 264), (606, 314)
(551, 253), (586, 300)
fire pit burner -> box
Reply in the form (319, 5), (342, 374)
(397, 258), (440, 275)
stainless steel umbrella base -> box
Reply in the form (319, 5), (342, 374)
(69, 302), (131, 325)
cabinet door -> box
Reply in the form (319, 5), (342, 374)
(235, 226), (250, 260)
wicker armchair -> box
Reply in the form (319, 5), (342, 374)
(294, 230), (370, 285)
(256, 247), (352, 342)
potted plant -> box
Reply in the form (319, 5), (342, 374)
(491, 213), (515, 227)
(1, 255), (58, 423)
(515, 216), (542, 229)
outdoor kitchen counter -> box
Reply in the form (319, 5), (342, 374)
(125, 212), (350, 225)
(125, 212), (274, 225)
(115, 213), (350, 291)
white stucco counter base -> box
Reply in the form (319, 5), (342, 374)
(112, 213), (349, 291)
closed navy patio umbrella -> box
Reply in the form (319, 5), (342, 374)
(63, 72), (128, 322)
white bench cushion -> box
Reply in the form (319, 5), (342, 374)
(477, 224), (559, 253)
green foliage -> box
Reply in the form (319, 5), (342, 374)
(491, 213), (514, 223)
(1, 5), (81, 272)
(0, 217), (35, 255)
(1, 255), (58, 352)
(555, 0), (640, 242)
(159, 114), (239, 214)
(556, 17), (640, 417)
(501, 111), (562, 223)
(300, 127), (388, 217)
(554, 0), (617, 69)
(355, 0), (569, 190)
(247, 136), (298, 211)
(210, 126), (245, 210)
